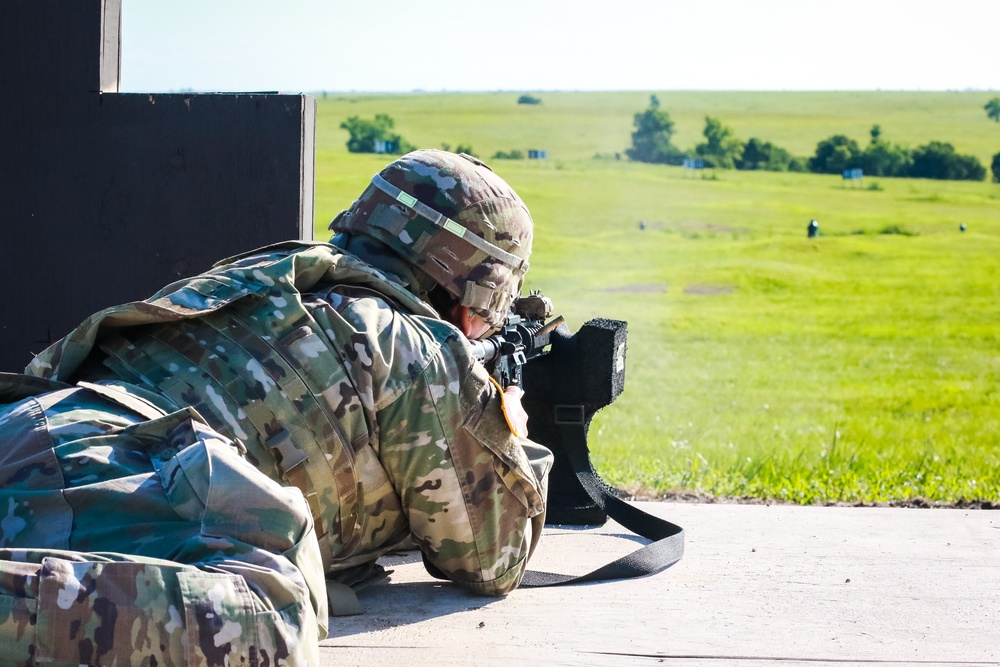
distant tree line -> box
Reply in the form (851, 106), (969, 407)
(440, 142), (477, 157)
(339, 116), (478, 159)
(493, 149), (525, 160)
(339, 104), (1000, 183)
(340, 114), (414, 154)
(808, 129), (986, 181)
(627, 96), (993, 182)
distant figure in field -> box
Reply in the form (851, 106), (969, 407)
(807, 219), (819, 238)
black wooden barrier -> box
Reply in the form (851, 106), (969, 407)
(0, 0), (316, 371)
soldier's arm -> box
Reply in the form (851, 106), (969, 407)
(377, 342), (551, 596)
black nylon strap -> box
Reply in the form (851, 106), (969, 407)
(519, 421), (685, 587)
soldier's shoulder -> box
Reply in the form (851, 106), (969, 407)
(211, 240), (335, 269)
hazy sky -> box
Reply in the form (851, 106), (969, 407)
(120, 1), (998, 93)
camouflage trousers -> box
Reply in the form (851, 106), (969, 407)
(0, 375), (326, 666)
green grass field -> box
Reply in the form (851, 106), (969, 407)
(313, 91), (1000, 505)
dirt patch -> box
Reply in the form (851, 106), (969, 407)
(604, 284), (667, 294)
(638, 221), (749, 235)
(678, 221), (747, 234)
(683, 284), (736, 296)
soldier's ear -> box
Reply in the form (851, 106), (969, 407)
(449, 304), (484, 339)
(448, 304), (471, 337)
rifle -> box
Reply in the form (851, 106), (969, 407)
(469, 291), (627, 524)
(468, 292), (564, 390)
(465, 291), (685, 586)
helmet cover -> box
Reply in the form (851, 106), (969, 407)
(330, 150), (533, 328)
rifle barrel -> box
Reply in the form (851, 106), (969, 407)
(468, 337), (502, 364)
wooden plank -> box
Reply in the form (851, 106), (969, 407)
(321, 503), (1000, 666)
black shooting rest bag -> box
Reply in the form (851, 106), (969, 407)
(519, 318), (684, 586)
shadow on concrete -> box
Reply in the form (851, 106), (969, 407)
(326, 577), (501, 638)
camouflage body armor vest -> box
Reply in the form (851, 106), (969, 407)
(87, 300), (405, 575)
(75, 244), (433, 574)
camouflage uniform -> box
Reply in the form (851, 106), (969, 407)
(0, 149), (549, 664)
(0, 237), (551, 664)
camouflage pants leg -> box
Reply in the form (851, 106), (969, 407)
(0, 381), (326, 666)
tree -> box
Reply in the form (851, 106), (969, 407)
(695, 116), (743, 168)
(908, 142), (985, 181)
(517, 94), (542, 105)
(492, 149), (525, 160)
(441, 142), (477, 157)
(859, 127), (911, 177)
(735, 137), (768, 170)
(985, 97), (1000, 122)
(860, 140), (912, 177)
(339, 114), (414, 154)
(992, 152), (1000, 183)
(625, 95), (685, 165)
(808, 135), (862, 174)
(735, 137), (795, 171)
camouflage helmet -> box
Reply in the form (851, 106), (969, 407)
(329, 150), (533, 328)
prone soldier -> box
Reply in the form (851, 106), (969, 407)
(0, 150), (553, 666)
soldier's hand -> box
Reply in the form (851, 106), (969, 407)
(503, 385), (530, 438)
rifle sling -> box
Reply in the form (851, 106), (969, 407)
(518, 419), (685, 587)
